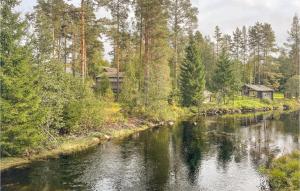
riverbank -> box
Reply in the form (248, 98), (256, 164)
(191, 96), (300, 116)
(260, 150), (300, 191)
(1, 97), (299, 172)
(0, 118), (169, 172)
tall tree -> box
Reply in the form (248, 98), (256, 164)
(0, 0), (44, 155)
(136, 0), (171, 107)
(240, 26), (248, 83)
(214, 26), (222, 59)
(212, 51), (236, 104)
(179, 37), (205, 107)
(232, 27), (242, 60)
(221, 34), (232, 55)
(103, 0), (130, 100)
(168, 0), (198, 92)
(286, 14), (300, 75)
(194, 31), (215, 90)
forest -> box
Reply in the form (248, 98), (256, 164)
(1, 0), (299, 159)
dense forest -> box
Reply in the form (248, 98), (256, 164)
(0, 0), (299, 156)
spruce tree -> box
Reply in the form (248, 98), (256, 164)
(0, 0), (44, 155)
(179, 37), (205, 107)
(212, 51), (235, 104)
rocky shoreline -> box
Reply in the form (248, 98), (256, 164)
(196, 105), (292, 116)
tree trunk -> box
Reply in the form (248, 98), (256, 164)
(80, 0), (87, 81)
(116, 0), (120, 101)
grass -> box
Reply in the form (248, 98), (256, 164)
(260, 150), (300, 191)
(274, 92), (285, 99)
(197, 94), (300, 112)
(0, 121), (153, 171)
(0, 136), (101, 171)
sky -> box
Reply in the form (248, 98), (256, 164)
(18, 0), (300, 61)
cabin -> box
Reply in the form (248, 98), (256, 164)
(96, 67), (124, 93)
(242, 84), (274, 100)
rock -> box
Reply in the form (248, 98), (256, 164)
(283, 104), (290, 110)
(92, 137), (100, 143)
(104, 135), (111, 140)
(168, 121), (174, 126)
(158, 121), (165, 126)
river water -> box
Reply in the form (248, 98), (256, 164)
(1, 111), (299, 191)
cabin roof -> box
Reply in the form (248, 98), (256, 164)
(243, 84), (274, 92)
(96, 67), (124, 78)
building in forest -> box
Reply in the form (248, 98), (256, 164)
(95, 67), (124, 93)
(242, 84), (274, 100)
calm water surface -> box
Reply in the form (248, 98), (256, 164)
(1, 111), (300, 191)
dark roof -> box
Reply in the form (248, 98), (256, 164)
(243, 84), (274, 92)
(96, 67), (124, 78)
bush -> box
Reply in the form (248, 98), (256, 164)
(261, 98), (273, 104)
(260, 151), (300, 191)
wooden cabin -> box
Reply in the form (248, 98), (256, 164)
(96, 67), (124, 93)
(242, 84), (274, 100)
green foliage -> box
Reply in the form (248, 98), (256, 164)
(261, 151), (300, 191)
(0, 1), (45, 156)
(261, 98), (273, 104)
(212, 51), (239, 104)
(120, 57), (140, 111)
(95, 74), (110, 96)
(179, 37), (205, 107)
(285, 75), (300, 98)
(194, 31), (215, 90)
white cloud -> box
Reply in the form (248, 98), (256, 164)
(192, 0), (299, 45)
(18, 0), (300, 57)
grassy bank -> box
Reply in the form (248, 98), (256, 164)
(192, 94), (300, 115)
(1, 95), (298, 171)
(260, 150), (300, 191)
(0, 102), (185, 171)
(0, 122), (151, 171)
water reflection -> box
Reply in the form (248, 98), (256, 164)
(1, 111), (299, 191)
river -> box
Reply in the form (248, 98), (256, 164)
(1, 111), (299, 191)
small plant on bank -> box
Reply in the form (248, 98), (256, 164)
(260, 151), (300, 191)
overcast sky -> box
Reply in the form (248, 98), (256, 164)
(18, 0), (300, 60)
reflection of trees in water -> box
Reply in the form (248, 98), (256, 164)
(180, 120), (208, 184)
(139, 128), (170, 191)
(248, 117), (276, 168)
(1, 157), (89, 191)
(279, 111), (300, 143)
(206, 116), (247, 170)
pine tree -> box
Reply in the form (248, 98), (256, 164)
(212, 51), (235, 104)
(214, 26), (222, 59)
(103, 0), (130, 100)
(179, 37), (205, 107)
(286, 14), (300, 75)
(240, 26), (248, 83)
(232, 27), (242, 60)
(0, 0), (44, 155)
(136, 0), (171, 109)
(168, 0), (198, 92)
(194, 31), (215, 90)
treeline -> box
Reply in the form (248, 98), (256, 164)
(0, 0), (299, 156)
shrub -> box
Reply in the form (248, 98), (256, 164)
(261, 98), (273, 105)
(261, 151), (300, 191)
